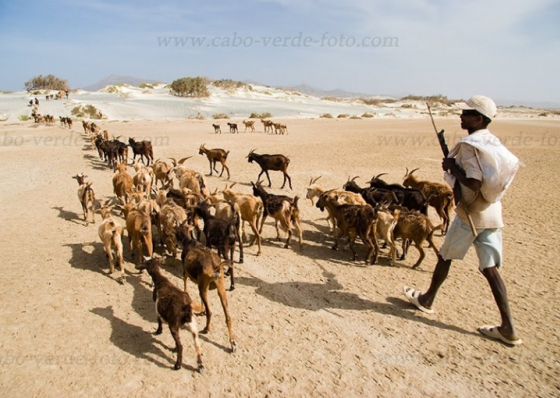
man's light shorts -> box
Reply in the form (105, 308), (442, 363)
(439, 216), (502, 270)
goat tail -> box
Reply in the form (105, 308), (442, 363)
(428, 223), (444, 247)
(189, 301), (205, 316)
(292, 195), (300, 210)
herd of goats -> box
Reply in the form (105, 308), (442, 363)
(67, 117), (454, 372)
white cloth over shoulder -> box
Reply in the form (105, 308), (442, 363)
(444, 129), (520, 203)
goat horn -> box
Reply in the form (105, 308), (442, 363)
(375, 173), (388, 180)
(312, 176), (322, 184)
(169, 157), (177, 166)
(351, 176), (360, 182)
(178, 156), (192, 164)
(410, 167), (420, 175)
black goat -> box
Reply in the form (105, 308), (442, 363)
(365, 174), (428, 215)
(135, 257), (205, 372)
(343, 177), (398, 207)
(128, 137), (154, 166)
(193, 201), (243, 290)
(247, 149), (292, 189)
(227, 122), (238, 133)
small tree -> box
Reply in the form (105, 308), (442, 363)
(170, 76), (209, 97)
(24, 74), (69, 91)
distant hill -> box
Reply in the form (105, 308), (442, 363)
(283, 84), (378, 99)
(83, 75), (162, 92)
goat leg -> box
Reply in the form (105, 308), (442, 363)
(199, 285), (212, 334)
(186, 320), (204, 373)
(154, 318), (163, 335)
(169, 326), (183, 370)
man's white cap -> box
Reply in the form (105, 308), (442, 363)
(456, 95), (497, 120)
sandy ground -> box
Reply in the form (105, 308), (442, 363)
(0, 117), (559, 397)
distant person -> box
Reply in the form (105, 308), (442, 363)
(65, 89), (69, 99)
(403, 95), (522, 346)
(29, 99), (33, 106)
(34, 97), (39, 105)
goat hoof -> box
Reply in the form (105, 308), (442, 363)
(198, 364), (205, 373)
(174, 363), (181, 370)
(153, 329), (163, 335)
(231, 342), (237, 353)
(239, 259), (244, 264)
(229, 285), (235, 291)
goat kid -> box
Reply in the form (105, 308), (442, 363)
(136, 257), (205, 372)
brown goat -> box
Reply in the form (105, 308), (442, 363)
(199, 144), (231, 179)
(251, 181), (302, 250)
(124, 205), (153, 261)
(112, 162), (134, 204)
(242, 120), (255, 132)
(222, 183), (264, 256)
(72, 173), (96, 223)
(392, 210), (442, 269)
(175, 224), (236, 352)
(97, 203), (125, 283)
(212, 124), (221, 134)
(136, 257), (205, 372)
(403, 168), (454, 234)
(316, 194), (380, 264)
(247, 149), (292, 189)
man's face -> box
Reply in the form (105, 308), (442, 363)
(460, 110), (483, 131)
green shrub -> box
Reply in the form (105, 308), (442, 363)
(350, 115), (361, 119)
(401, 94), (454, 106)
(320, 113), (333, 118)
(18, 115), (30, 121)
(71, 104), (102, 119)
(25, 74), (69, 91)
(337, 114), (349, 118)
(139, 82), (155, 89)
(249, 112), (273, 119)
(212, 79), (251, 90)
(170, 76), (210, 97)
(212, 113), (229, 119)
(361, 113), (375, 118)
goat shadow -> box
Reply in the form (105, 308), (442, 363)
(84, 153), (109, 171)
(91, 306), (198, 372)
(63, 241), (137, 283)
(52, 206), (86, 225)
(237, 262), (478, 338)
(128, 259), (232, 354)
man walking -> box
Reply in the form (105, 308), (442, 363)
(403, 95), (522, 346)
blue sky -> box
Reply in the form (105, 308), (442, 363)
(1, 0), (559, 104)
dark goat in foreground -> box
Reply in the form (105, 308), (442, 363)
(128, 137), (154, 166)
(247, 149), (292, 189)
(193, 201), (243, 289)
(175, 224), (237, 352)
(136, 257), (205, 372)
(198, 143), (230, 179)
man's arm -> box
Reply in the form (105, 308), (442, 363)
(442, 158), (482, 192)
